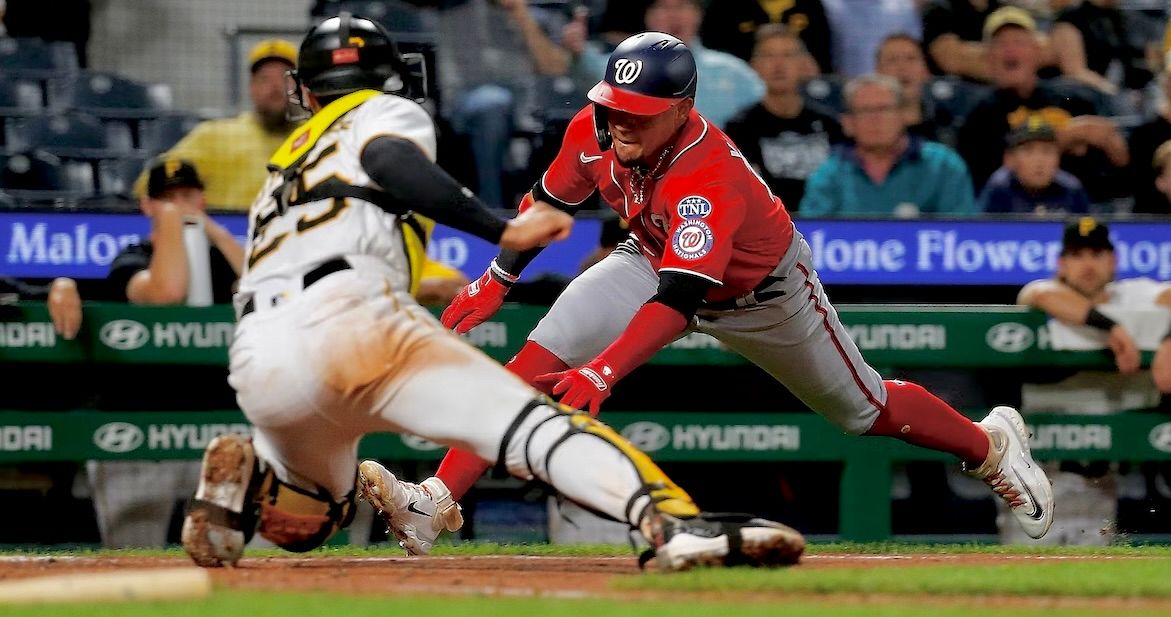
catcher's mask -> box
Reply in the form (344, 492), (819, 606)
(287, 11), (427, 119)
(587, 31), (697, 150)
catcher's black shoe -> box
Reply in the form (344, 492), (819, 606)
(640, 512), (805, 571)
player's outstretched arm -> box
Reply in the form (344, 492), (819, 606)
(534, 272), (713, 414)
(441, 191), (573, 333)
(361, 137), (570, 250)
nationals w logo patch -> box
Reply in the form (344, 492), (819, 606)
(613, 58), (644, 84)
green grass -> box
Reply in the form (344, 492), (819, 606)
(2, 544), (1171, 617)
(0, 592), (1166, 617)
(619, 559), (1171, 597)
(1, 592), (1169, 617)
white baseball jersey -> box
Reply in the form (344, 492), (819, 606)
(1019, 277), (1171, 351)
(236, 90), (436, 313)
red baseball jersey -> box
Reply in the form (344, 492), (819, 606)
(539, 106), (794, 302)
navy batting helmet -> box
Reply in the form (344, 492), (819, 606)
(587, 32), (697, 149)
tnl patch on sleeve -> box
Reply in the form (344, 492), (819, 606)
(676, 195), (712, 219)
(671, 220), (714, 261)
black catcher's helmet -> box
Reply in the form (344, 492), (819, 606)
(290, 12), (426, 109)
(587, 32), (697, 149)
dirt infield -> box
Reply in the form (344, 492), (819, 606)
(0, 553), (1168, 610)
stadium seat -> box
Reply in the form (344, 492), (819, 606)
(6, 111), (127, 157)
(0, 74), (45, 149)
(138, 113), (200, 154)
(0, 37), (78, 75)
(0, 74), (43, 113)
(61, 70), (174, 151)
(0, 149), (91, 203)
(64, 70), (172, 118)
(801, 75), (845, 116)
(0, 37), (79, 109)
(96, 155), (149, 198)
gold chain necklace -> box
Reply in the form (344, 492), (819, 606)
(630, 146), (675, 205)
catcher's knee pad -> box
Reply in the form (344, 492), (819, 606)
(255, 470), (357, 552)
(498, 398), (698, 524)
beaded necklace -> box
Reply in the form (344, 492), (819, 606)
(629, 145), (675, 205)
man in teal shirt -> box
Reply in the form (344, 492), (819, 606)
(800, 74), (977, 218)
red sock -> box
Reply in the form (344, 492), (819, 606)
(436, 342), (570, 500)
(864, 380), (989, 466)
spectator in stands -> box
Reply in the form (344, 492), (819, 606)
(725, 26), (843, 210)
(1015, 217), (1171, 545)
(1156, 322), (1171, 395)
(0, 276), (82, 339)
(569, 0), (764, 128)
(46, 277), (80, 340)
(874, 33), (946, 143)
(1128, 63), (1171, 214)
(137, 39), (298, 210)
(921, 0), (1004, 81)
(699, 0), (833, 73)
(114, 159), (242, 305)
(422, 0), (573, 208)
(1149, 140), (1171, 215)
(799, 74), (977, 218)
(821, 0), (921, 77)
(91, 158), (242, 548)
(956, 7), (1128, 202)
(977, 116), (1090, 215)
(593, 0), (654, 46)
(922, 0), (1059, 82)
(1051, 0), (1151, 97)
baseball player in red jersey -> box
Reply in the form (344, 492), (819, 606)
(364, 32), (1054, 555)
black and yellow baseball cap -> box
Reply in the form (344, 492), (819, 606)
(146, 158), (204, 198)
(1062, 217), (1114, 254)
(248, 38), (297, 73)
(1006, 115), (1057, 148)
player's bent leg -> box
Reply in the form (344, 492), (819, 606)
(963, 406), (1054, 539)
(433, 341), (571, 506)
(182, 434), (358, 567)
(866, 380), (990, 465)
(500, 400), (805, 570)
(357, 461), (463, 555)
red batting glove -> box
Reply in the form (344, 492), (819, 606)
(440, 261), (515, 334)
(533, 358), (618, 416)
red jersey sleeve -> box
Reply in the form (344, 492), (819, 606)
(536, 107), (598, 209)
(658, 184), (745, 285)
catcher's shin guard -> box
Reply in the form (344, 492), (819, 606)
(497, 399), (699, 528)
(254, 471), (357, 553)
(182, 434), (357, 567)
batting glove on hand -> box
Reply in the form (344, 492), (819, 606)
(533, 358), (618, 416)
(440, 261), (514, 334)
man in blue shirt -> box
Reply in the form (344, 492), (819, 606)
(571, 0), (764, 127)
(800, 74), (977, 218)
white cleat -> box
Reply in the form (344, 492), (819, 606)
(357, 460), (463, 555)
(966, 406), (1055, 539)
(641, 512), (805, 572)
(182, 433), (258, 567)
